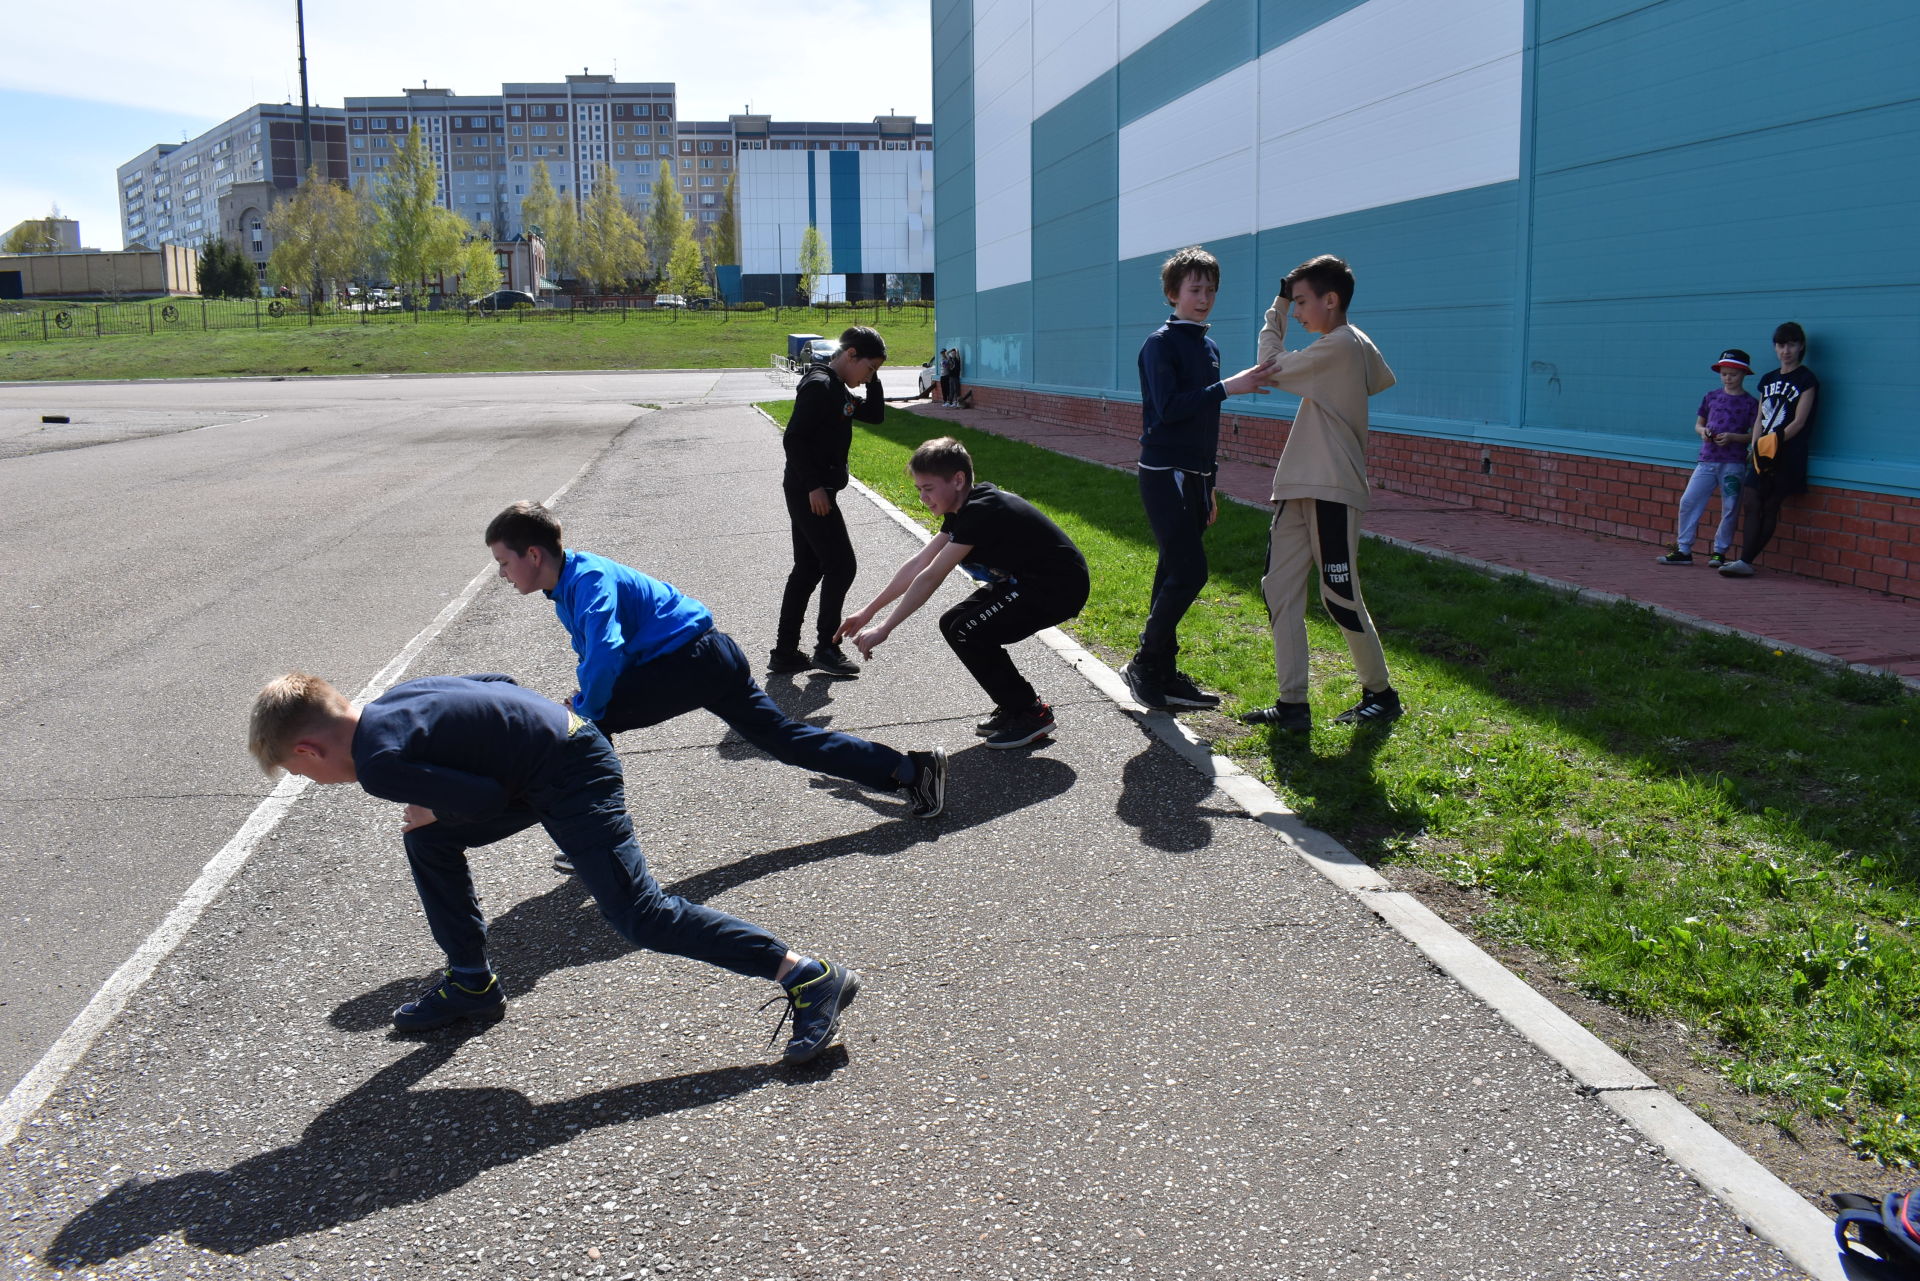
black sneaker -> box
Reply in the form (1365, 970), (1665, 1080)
(1120, 661), (1167, 709)
(903, 747), (947, 819)
(1161, 670), (1221, 709)
(765, 959), (861, 1064)
(1240, 700), (1311, 731)
(984, 703), (1055, 749)
(1708, 551), (1728, 569)
(1655, 548), (1693, 565)
(768, 647), (811, 674)
(1332, 687), (1404, 726)
(552, 852), (575, 875)
(974, 707), (1015, 737)
(811, 643), (861, 677)
(393, 969), (505, 1031)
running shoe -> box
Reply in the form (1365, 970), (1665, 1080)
(811, 643), (861, 677)
(1240, 701), (1312, 731)
(393, 969), (505, 1031)
(1332, 687), (1404, 726)
(1161, 670), (1221, 709)
(983, 702), (1055, 749)
(765, 959), (861, 1064)
(903, 747), (948, 819)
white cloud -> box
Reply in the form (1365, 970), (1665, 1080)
(4, 0), (932, 123)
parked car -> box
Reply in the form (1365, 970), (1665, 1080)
(917, 356), (941, 398)
(472, 289), (537, 312)
(688, 296), (716, 310)
(804, 337), (838, 365)
(653, 293), (688, 309)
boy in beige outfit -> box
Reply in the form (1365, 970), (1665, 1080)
(1240, 254), (1401, 731)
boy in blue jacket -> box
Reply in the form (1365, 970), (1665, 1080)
(248, 671), (858, 1061)
(484, 502), (945, 831)
(1121, 246), (1273, 710)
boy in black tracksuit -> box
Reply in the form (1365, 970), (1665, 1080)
(773, 326), (888, 677)
(837, 437), (1089, 750)
(1122, 246), (1274, 710)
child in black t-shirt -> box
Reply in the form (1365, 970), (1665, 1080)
(837, 437), (1089, 749)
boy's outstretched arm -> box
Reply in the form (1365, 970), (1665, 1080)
(836, 535), (970, 657)
(561, 570), (629, 722)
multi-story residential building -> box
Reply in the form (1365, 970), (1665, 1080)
(117, 104), (347, 258)
(119, 75), (933, 285)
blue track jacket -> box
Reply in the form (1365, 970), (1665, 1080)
(547, 550), (713, 722)
(1137, 317), (1226, 472)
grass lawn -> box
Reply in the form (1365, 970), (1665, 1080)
(794, 402), (1920, 1168)
(0, 305), (936, 382)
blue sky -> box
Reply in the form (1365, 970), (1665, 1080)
(2, 0), (932, 249)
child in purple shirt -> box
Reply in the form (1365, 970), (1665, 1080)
(1657, 349), (1758, 567)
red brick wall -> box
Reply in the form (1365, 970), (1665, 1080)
(966, 385), (1920, 603)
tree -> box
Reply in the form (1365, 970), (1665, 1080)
(519, 161), (559, 244)
(266, 166), (372, 299)
(373, 125), (468, 304)
(198, 237), (255, 299)
(452, 238), (502, 303)
(707, 172), (739, 268)
(3, 204), (65, 254)
(796, 223), (829, 302)
(546, 197), (580, 288)
(667, 233), (705, 300)
(577, 164), (645, 292)
(643, 159), (688, 283)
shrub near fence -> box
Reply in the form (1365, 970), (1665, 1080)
(0, 295), (931, 343)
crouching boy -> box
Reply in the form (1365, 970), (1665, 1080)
(837, 437), (1089, 749)
(249, 671), (859, 1063)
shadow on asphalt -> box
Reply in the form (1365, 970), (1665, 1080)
(43, 1040), (828, 1267)
(1116, 734), (1247, 853)
(327, 746), (1075, 1032)
(1255, 714), (1415, 861)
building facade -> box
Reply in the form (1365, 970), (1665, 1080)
(737, 148), (935, 304)
(932, 0), (1920, 599)
(117, 104), (347, 254)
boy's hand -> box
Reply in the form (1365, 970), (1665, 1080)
(850, 624), (889, 659)
(1222, 360), (1276, 396)
(808, 487), (832, 516)
(833, 608), (872, 644)
(401, 805), (437, 833)
(1208, 488), (1220, 527)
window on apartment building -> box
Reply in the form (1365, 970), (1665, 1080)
(680, 176), (692, 189)
(700, 176), (713, 187)
(454, 136), (464, 147)
(698, 141), (712, 153)
(699, 158), (711, 169)
(511, 124), (523, 136)
(510, 105), (523, 118)
(615, 144), (626, 156)
(533, 145), (546, 157)
(375, 136), (388, 148)
(532, 105), (547, 117)
(638, 162), (651, 175)
(351, 118), (364, 131)
(375, 157), (386, 168)
(352, 137), (364, 149)
(556, 125), (567, 138)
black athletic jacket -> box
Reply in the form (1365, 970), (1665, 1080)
(783, 365), (883, 493)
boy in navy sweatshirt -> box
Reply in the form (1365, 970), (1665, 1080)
(484, 502), (945, 834)
(1122, 246), (1273, 711)
(248, 671), (858, 1062)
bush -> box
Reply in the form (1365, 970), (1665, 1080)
(732, 301), (767, 312)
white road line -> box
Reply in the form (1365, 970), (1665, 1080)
(0, 462), (595, 1150)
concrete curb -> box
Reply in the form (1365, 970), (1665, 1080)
(808, 411), (1847, 1281)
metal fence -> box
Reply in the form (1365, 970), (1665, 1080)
(0, 296), (933, 344)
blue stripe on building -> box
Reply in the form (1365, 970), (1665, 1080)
(829, 150), (862, 275)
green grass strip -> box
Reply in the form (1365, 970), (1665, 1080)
(773, 400), (1920, 1166)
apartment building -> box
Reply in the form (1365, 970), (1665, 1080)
(116, 104), (347, 253)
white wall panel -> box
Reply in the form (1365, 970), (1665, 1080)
(973, 0), (1033, 290)
(1033, 0), (1118, 118)
(1119, 0), (1209, 59)
(1117, 60), (1260, 259)
(1254, 0), (1521, 230)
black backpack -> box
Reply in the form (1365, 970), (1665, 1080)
(1834, 1188), (1920, 1278)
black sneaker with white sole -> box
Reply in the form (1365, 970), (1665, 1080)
(811, 643), (861, 677)
(767, 647), (812, 675)
(975, 707), (1015, 737)
(1119, 661), (1167, 709)
(903, 747), (947, 819)
(984, 702), (1055, 749)
(765, 959), (861, 1064)
(1240, 700), (1311, 731)
(1332, 687), (1404, 726)
(1161, 670), (1221, 709)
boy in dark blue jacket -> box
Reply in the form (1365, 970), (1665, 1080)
(1122, 246), (1273, 710)
(483, 502), (946, 830)
(248, 671), (858, 1062)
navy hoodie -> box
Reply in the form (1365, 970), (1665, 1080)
(1137, 318), (1226, 472)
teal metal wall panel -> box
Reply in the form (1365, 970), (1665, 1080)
(932, 0), (975, 355)
(1033, 73), (1118, 391)
(1116, 0), (1259, 128)
(828, 150), (862, 275)
(975, 281), (1032, 384)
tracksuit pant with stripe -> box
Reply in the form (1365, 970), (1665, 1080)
(1261, 498), (1391, 704)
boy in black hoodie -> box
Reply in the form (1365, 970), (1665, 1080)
(1122, 246), (1273, 710)
(772, 326), (887, 677)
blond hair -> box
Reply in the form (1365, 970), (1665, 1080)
(248, 673), (350, 774)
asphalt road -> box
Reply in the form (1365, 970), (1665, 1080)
(0, 378), (1800, 1277)
(0, 368), (799, 1099)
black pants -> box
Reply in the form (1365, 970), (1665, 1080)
(777, 486), (857, 651)
(1136, 466), (1213, 669)
(938, 579), (1087, 710)
(1738, 470), (1794, 564)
